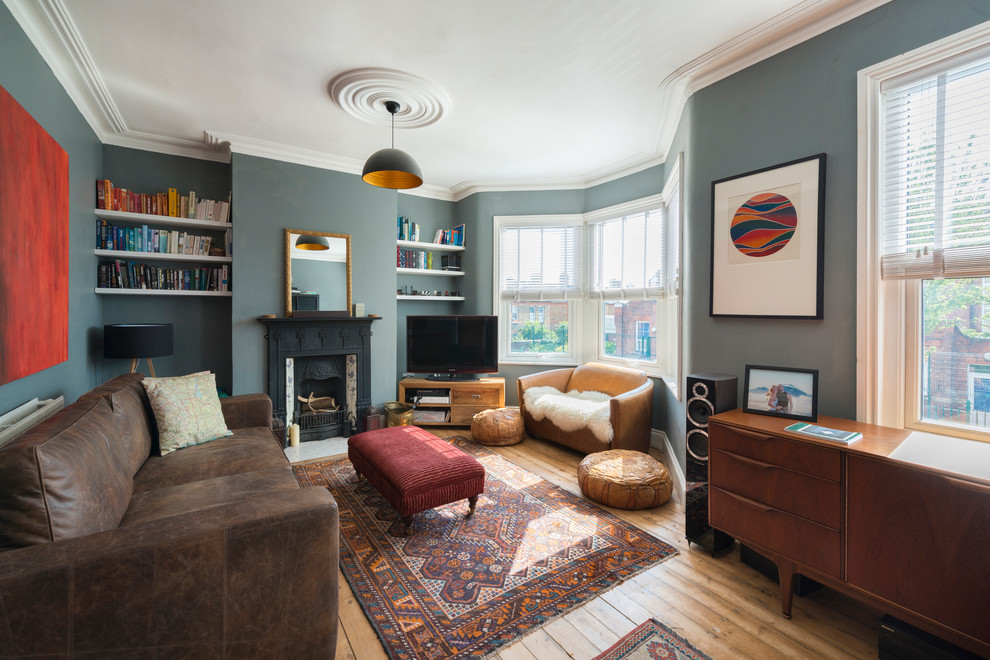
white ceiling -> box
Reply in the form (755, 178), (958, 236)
(8, 0), (888, 200)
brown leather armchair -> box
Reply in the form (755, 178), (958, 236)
(517, 361), (654, 454)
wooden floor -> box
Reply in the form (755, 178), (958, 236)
(331, 429), (881, 660)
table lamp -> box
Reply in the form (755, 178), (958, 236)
(104, 324), (173, 377)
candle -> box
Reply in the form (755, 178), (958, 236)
(290, 423), (300, 447)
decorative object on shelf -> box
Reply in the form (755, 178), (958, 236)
(710, 153), (826, 318)
(742, 364), (819, 422)
(0, 84), (69, 387)
(361, 101), (423, 189)
(103, 323), (174, 377)
(294, 234), (330, 250)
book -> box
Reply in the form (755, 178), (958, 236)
(785, 422), (862, 444)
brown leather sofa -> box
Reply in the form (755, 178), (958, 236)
(0, 373), (338, 659)
(517, 361), (654, 454)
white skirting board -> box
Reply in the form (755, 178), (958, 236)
(0, 396), (65, 447)
(653, 428), (685, 500)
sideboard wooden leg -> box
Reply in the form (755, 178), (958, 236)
(778, 559), (795, 619)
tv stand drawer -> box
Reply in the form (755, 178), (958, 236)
(451, 388), (501, 406)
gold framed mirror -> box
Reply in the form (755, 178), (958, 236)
(284, 229), (352, 317)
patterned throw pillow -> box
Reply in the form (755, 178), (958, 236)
(142, 371), (232, 455)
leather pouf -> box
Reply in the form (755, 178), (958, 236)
(471, 408), (524, 446)
(578, 449), (672, 510)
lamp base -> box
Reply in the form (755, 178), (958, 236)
(128, 357), (157, 377)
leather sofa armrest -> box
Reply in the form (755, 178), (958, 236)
(221, 392), (273, 430)
(609, 379), (655, 453)
(0, 487), (338, 658)
(517, 368), (575, 421)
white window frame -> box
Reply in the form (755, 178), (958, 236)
(492, 155), (682, 390)
(857, 20), (990, 442)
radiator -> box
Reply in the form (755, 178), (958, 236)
(0, 396), (65, 447)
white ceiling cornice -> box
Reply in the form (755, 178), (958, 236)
(7, 0), (891, 199)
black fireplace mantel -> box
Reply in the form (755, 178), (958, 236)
(258, 316), (380, 443)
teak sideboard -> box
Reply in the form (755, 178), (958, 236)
(708, 410), (990, 658)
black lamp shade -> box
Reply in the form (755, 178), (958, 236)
(295, 235), (330, 250)
(104, 324), (173, 359)
(362, 148), (424, 189)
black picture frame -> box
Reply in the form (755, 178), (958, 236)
(742, 364), (819, 422)
(710, 153), (826, 319)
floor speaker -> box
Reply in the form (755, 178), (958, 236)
(685, 372), (737, 552)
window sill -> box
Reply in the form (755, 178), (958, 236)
(889, 429), (990, 482)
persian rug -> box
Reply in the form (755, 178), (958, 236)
(293, 435), (677, 660)
(592, 618), (713, 660)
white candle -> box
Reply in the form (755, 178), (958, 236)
(290, 423), (300, 447)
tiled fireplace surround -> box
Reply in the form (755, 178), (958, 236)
(259, 317), (378, 444)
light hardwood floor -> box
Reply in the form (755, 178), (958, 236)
(328, 429), (881, 660)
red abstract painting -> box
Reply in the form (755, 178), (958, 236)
(0, 85), (69, 386)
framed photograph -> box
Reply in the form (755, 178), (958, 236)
(710, 153), (826, 318)
(743, 364), (819, 422)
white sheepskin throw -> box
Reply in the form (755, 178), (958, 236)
(523, 385), (613, 443)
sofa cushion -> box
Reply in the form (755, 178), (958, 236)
(142, 372), (232, 455)
(133, 427), (288, 494)
(79, 372), (154, 476)
(121, 467), (301, 527)
(567, 361), (647, 396)
(0, 397), (132, 550)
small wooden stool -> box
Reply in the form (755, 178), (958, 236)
(578, 449), (672, 510)
(347, 426), (485, 535)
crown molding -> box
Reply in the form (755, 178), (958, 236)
(8, 0), (891, 199)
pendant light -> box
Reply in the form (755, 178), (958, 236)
(295, 235), (330, 250)
(362, 100), (423, 189)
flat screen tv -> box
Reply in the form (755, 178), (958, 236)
(406, 315), (498, 380)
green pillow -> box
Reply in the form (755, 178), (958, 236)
(142, 371), (232, 455)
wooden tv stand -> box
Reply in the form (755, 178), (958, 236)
(398, 377), (505, 426)
(708, 410), (990, 658)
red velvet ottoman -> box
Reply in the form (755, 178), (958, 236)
(347, 426), (485, 535)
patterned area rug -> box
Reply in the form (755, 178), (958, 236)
(293, 435), (676, 660)
(592, 618), (713, 660)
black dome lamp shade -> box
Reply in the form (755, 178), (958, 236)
(104, 323), (173, 377)
(362, 100), (423, 190)
(295, 234), (330, 250)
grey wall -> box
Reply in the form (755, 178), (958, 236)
(99, 146), (233, 391)
(676, 0), (990, 474)
(230, 155), (400, 405)
(0, 4), (102, 413)
(290, 258), (347, 309)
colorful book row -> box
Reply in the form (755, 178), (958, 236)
(98, 259), (230, 292)
(397, 249), (434, 269)
(396, 216), (466, 247)
(97, 219), (222, 256)
(96, 179), (231, 223)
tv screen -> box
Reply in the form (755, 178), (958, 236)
(406, 315), (498, 379)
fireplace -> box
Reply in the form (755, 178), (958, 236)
(259, 316), (378, 445)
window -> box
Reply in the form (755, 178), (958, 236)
(494, 155), (681, 381)
(496, 215), (583, 362)
(858, 25), (990, 442)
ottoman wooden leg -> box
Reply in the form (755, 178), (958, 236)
(402, 515), (413, 536)
(467, 495), (478, 516)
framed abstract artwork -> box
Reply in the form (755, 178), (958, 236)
(742, 364), (819, 422)
(0, 84), (69, 386)
(709, 153), (826, 318)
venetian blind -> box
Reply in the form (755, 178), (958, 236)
(498, 220), (583, 300)
(881, 54), (990, 279)
(590, 204), (675, 299)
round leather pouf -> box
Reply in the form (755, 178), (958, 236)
(578, 449), (673, 510)
(471, 408), (524, 446)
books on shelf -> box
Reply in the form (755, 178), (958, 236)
(397, 216), (466, 247)
(96, 219), (222, 257)
(785, 422), (862, 444)
(396, 247), (436, 269)
(96, 179), (231, 223)
(97, 258), (229, 292)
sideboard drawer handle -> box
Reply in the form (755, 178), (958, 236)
(471, 394), (481, 398)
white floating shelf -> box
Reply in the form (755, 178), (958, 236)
(96, 208), (232, 230)
(95, 249), (232, 263)
(95, 288), (232, 297)
(397, 239), (464, 252)
(396, 267), (465, 277)
(397, 295), (465, 301)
